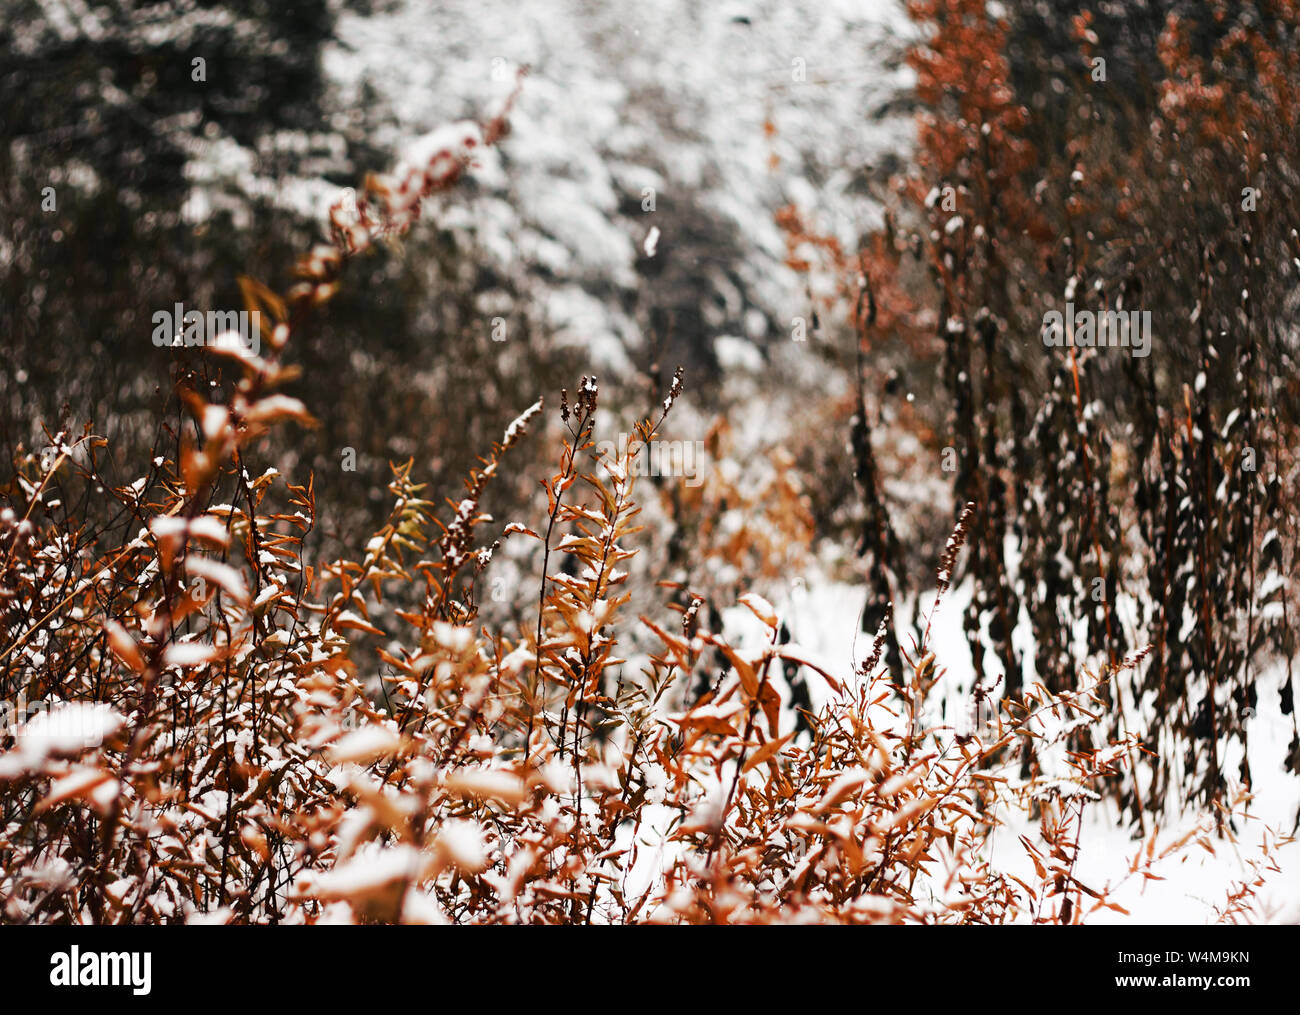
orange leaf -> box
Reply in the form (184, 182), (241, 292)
(742, 731), (795, 774)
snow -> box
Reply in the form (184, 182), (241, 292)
(326, 726), (401, 765)
(436, 819), (487, 872)
(0, 701), (125, 776)
(443, 767), (529, 806)
(11, 0), (1294, 928)
(318, 0), (916, 381)
(771, 563), (1300, 923)
(714, 334), (766, 373)
(296, 843), (430, 901)
(163, 642), (219, 668)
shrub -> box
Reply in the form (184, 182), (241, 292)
(1, 37), (1293, 925)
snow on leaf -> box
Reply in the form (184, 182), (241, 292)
(185, 557), (250, 605)
(738, 592), (779, 630)
(435, 819), (487, 873)
(37, 767), (118, 814)
(163, 642), (221, 668)
(327, 726), (401, 765)
(443, 768), (529, 806)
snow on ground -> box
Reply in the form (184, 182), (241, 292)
(761, 568), (1300, 922)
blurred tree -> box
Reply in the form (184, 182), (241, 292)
(0, 0), (337, 461)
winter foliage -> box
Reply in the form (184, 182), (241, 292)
(2, 0), (1300, 924)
